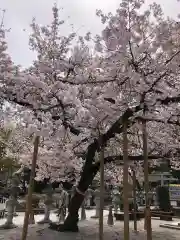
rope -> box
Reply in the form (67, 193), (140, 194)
(76, 187), (86, 196)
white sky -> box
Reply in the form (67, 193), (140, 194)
(1, 0), (179, 67)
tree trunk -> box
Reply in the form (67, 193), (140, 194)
(60, 141), (99, 231)
(60, 172), (98, 231)
(60, 108), (142, 232)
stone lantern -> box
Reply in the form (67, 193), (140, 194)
(0, 177), (20, 229)
(38, 184), (53, 224)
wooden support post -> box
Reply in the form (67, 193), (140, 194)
(142, 119), (152, 240)
(123, 120), (129, 240)
(99, 136), (104, 240)
(21, 136), (40, 240)
(132, 169), (137, 232)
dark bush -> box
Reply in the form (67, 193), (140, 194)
(156, 186), (171, 211)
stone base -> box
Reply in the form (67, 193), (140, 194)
(0, 223), (17, 229)
(159, 216), (172, 221)
(34, 208), (45, 215)
(151, 211), (173, 221)
(114, 212), (144, 221)
(160, 222), (180, 230)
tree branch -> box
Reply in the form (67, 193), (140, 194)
(136, 116), (180, 126)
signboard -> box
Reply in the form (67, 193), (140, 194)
(169, 184), (180, 201)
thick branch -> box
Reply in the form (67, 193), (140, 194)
(77, 106), (144, 191)
(159, 95), (180, 105)
(3, 94), (80, 135)
(102, 105), (143, 143)
(136, 116), (180, 126)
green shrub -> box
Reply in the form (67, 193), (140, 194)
(156, 186), (171, 211)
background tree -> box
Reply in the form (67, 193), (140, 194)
(0, 125), (20, 188)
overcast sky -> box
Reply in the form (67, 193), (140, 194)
(1, 0), (179, 68)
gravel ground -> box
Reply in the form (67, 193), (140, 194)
(0, 210), (179, 239)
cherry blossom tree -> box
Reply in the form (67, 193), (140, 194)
(61, 0), (180, 231)
(2, 0), (180, 232)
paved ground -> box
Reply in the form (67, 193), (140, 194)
(0, 210), (179, 239)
